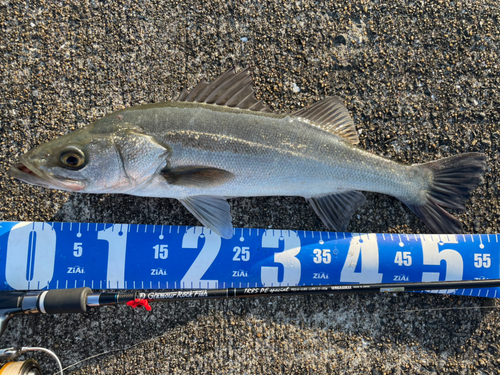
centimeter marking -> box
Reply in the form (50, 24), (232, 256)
(0, 221), (498, 298)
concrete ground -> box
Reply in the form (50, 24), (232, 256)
(1, 0), (499, 373)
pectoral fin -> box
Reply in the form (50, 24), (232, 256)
(180, 196), (233, 239)
(161, 166), (234, 188)
(307, 191), (366, 231)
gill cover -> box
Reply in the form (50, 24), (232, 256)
(107, 124), (172, 188)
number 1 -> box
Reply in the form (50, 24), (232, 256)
(97, 225), (128, 288)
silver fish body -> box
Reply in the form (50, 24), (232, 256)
(10, 69), (487, 238)
(106, 102), (419, 200)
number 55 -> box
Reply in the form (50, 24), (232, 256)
(474, 254), (491, 268)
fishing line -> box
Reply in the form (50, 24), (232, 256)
(22, 347), (63, 375)
(54, 300), (500, 374)
(55, 335), (164, 375)
(388, 304), (500, 315)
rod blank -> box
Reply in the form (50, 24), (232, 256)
(125, 278), (500, 303)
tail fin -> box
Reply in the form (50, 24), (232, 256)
(404, 153), (487, 233)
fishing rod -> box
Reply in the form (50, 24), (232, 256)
(1, 278), (499, 374)
(3, 278), (500, 337)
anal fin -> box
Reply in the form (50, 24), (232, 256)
(307, 191), (366, 231)
(180, 196), (233, 239)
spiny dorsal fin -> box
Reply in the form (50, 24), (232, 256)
(293, 97), (359, 144)
(174, 68), (272, 113)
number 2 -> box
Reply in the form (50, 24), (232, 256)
(181, 227), (221, 288)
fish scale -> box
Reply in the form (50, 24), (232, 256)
(83, 103), (421, 199)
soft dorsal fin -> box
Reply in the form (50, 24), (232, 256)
(174, 68), (272, 113)
(293, 97), (359, 144)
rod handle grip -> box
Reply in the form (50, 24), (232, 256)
(43, 287), (92, 314)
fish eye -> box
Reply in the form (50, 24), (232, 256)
(60, 150), (86, 169)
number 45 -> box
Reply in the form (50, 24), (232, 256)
(394, 251), (412, 266)
(474, 254), (491, 268)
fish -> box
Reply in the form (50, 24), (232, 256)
(9, 68), (487, 238)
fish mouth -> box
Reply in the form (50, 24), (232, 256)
(9, 159), (85, 192)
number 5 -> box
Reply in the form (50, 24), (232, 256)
(421, 235), (463, 283)
(74, 242), (83, 257)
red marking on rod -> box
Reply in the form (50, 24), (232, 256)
(126, 298), (152, 311)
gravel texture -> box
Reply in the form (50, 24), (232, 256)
(1, 0), (499, 373)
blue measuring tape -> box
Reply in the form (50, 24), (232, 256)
(0, 221), (498, 298)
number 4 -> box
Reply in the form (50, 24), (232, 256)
(340, 234), (382, 283)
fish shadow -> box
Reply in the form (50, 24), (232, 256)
(51, 192), (423, 234)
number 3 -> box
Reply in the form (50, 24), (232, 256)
(261, 230), (301, 286)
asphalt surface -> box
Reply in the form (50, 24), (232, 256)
(1, 0), (500, 373)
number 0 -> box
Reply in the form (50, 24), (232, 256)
(6, 222), (56, 290)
